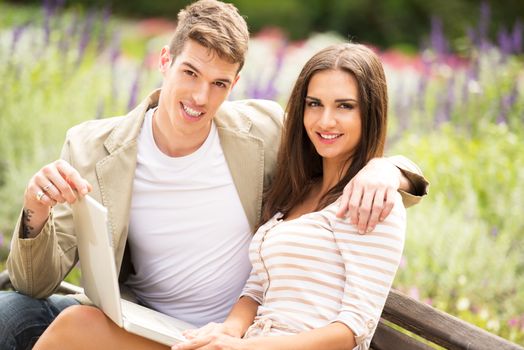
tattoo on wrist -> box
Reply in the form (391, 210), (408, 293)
(22, 208), (35, 238)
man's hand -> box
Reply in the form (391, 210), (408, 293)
(337, 158), (401, 234)
(22, 159), (92, 238)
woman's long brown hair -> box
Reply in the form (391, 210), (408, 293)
(260, 43), (389, 226)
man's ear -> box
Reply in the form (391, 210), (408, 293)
(230, 74), (240, 91)
(159, 46), (172, 75)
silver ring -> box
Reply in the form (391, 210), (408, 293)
(43, 184), (51, 192)
(36, 190), (45, 201)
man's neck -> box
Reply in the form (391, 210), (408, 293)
(151, 108), (211, 157)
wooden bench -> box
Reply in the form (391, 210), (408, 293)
(1, 269), (522, 349)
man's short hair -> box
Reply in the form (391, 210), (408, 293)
(169, 0), (249, 72)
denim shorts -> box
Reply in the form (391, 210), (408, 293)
(0, 291), (79, 350)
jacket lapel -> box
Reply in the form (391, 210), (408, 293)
(216, 103), (265, 232)
(95, 90), (159, 268)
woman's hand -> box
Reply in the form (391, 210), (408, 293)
(183, 322), (239, 340)
(173, 332), (248, 350)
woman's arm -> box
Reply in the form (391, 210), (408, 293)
(244, 322), (355, 350)
(181, 297), (259, 341)
(221, 296), (259, 337)
(174, 321), (354, 350)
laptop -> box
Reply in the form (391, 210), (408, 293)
(72, 195), (193, 346)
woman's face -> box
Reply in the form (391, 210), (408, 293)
(303, 69), (362, 168)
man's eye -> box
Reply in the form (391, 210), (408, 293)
(215, 81), (227, 88)
(184, 70), (196, 77)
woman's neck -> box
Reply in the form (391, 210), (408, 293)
(284, 158), (350, 221)
(319, 158), (350, 197)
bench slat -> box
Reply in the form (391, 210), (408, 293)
(371, 321), (435, 350)
(382, 289), (523, 350)
(0, 270), (10, 290)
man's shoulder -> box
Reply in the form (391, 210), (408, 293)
(216, 99), (284, 134)
(221, 99), (283, 118)
(67, 115), (125, 139)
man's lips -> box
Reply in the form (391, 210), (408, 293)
(181, 102), (204, 119)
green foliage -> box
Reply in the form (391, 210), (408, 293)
(6, 0), (524, 48)
(392, 127), (524, 344)
(0, 3), (159, 238)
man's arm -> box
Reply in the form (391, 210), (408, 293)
(7, 147), (92, 298)
(337, 155), (429, 234)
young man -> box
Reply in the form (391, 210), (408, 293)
(1, 0), (428, 348)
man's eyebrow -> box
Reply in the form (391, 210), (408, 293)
(181, 62), (232, 85)
(181, 62), (201, 74)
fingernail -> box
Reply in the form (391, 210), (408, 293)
(367, 227), (373, 233)
(358, 229), (365, 234)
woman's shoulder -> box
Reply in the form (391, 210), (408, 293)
(321, 193), (406, 237)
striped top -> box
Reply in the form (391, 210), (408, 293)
(241, 194), (406, 349)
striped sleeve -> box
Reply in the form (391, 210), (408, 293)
(330, 193), (406, 348)
(240, 267), (264, 305)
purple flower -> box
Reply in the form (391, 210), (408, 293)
(127, 70), (141, 111)
(97, 6), (113, 54)
(512, 20), (523, 53)
(245, 41), (287, 100)
(77, 11), (96, 66)
(417, 74), (428, 112)
(497, 28), (512, 56)
(430, 16), (448, 58)
(508, 317), (519, 328)
(10, 23), (28, 55)
(478, 1), (491, 51)
(109, 33), (122, 101)
(434, 77), (454, 126)
(467, 26), (478, 48)
(497, 81), (519, 124)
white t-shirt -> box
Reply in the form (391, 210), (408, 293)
(126, 108), (252, 327)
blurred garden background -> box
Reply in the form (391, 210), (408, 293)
(0, 0), (523, 346)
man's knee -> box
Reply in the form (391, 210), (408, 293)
(0, 291), (78, 350)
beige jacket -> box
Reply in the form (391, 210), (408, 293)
(7, 90), (428, 300)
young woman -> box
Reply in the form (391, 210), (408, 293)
(173, 43), (406, 350)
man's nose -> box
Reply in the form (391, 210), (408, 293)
(192, 82), (210, 106)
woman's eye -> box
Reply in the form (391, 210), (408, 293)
(340, 103), (354, 110)
(307, 101), (320, 107)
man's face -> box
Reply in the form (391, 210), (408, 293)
(158, 39), (240, 138)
